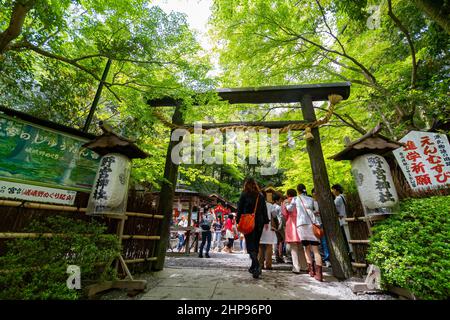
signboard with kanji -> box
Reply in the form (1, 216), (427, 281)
(0, 113), (100, 192)
(393, 131), (450, 191)
(0, 180), (77, 205)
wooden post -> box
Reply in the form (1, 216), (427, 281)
(300, 94), (353, 279)
(362, 205), (373, 237)
(184, 198), (193, 255)
(115, 216), (126, 272)
(83, 58), (112, 132)
(152, 104), (184, 271)
(195, 204), (200, 253)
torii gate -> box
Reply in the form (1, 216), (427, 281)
(149, 82), (353, 279)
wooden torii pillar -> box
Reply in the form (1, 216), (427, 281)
(149, 82), (353, 279)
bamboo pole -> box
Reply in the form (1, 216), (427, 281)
(0, 233), (160, 240)
(348, 240), (370, 244)
(345, 215), (386, 222)
(351, 262), (368, 268)
(0, 200), (163, 219)
(118, 255), (134, 280)
(124, 257), (158, 264)
(121, 235), (161, 240)
(0, 199), (87, 212)
(125, 212), (164, 219)
(0, 232), (89, 238)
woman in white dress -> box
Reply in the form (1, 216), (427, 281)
(258, 191), (278, 270)
(287, 184), (323, 282)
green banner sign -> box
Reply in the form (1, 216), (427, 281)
(0, 114), (100, 192)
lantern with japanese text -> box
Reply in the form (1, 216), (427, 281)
(82, 125), (148, 216)
(351, 154), (399, 210)
(86, 153), (131, 216)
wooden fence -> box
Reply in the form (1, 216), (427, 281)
(0, 189), (163, 275)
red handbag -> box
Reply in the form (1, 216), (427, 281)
(237, 194), (259, 235)
(299, 196), (324, 239)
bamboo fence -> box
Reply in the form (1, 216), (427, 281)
(0, 189), (163, 274)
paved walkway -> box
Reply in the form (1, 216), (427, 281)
(102, 252), (396, 300)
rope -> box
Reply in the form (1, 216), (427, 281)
(151, 94), (343, 141)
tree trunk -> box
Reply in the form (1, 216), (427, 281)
(152, 105), (184, 271)
(414, 0), (450, 35)
(0, 1), (36, 54)
(301, 95), (353, 280)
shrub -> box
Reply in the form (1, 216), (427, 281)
(0, 216), (121, 300)
(367, 195), (450, 300)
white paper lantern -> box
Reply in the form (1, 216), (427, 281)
(87, 153), (131, 216)
(351, 154), (398, 209)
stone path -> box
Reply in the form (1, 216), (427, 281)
(101, 252), (397, 300)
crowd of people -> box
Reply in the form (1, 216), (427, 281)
(235, 179), (352, 281)
(172, 203), (244, 255)
(197, 206), (244, 256)
(174, 178), (352, 282)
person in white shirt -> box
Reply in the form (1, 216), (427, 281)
(331, 184), (353, 259)
(286, 184), (323, 282)
(271, 194), (285, 263)
(177, 215), (188, 252)
(258, 191), (278, 270)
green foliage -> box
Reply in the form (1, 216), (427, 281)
(207, 0), (449, 196)
(1, 0), (449, 203)
(0, 0), (215, 192)
(0, 216), (121, 300)
(367, 196), (450, 300)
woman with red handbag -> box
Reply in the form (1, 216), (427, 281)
(236, 178), (269, 279)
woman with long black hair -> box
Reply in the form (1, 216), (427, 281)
(237, 178), (269, 279)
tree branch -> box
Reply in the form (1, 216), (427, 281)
(13, 41), (101, 80)
(260, 13), (382, 90)
(315, 106), (367, 134)
(387, 0), (418, 88)
(317, 52), (363, 74)
(11, 41), (122, 102)
(315, 0), (347, 55)
(315, 65), (378, 89)
(0, 0), (36, 54)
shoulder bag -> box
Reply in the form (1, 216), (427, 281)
(237, 194), (259, 235)
(299, 196), (324, 239)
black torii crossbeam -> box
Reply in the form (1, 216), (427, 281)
(148, 82), (350, 106)
(149, 82), (354, 280)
